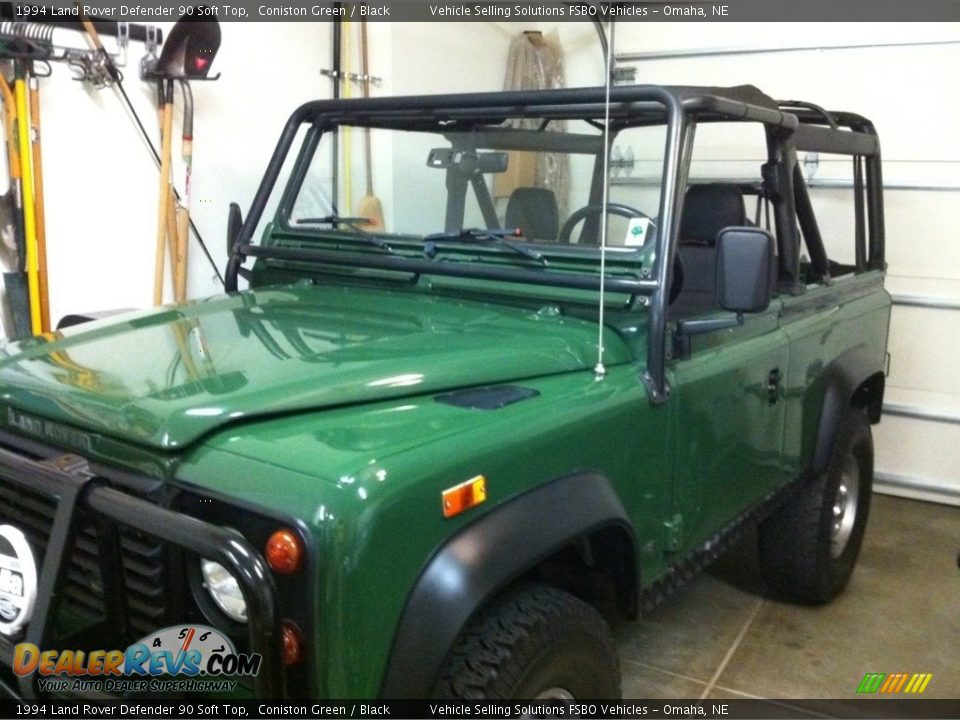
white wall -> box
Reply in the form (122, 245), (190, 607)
(3, 22), (330, 324)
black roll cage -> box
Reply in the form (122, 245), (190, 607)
(226, 84), (883, 405)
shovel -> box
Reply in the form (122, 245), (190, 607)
(13, 60), (41, 335)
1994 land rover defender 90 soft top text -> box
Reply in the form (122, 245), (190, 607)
(0, 84), (889, 699)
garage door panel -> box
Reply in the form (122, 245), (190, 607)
(886, 307), (960, 396)
(875, 414), (960, 504)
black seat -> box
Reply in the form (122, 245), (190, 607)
(672, 184), (747, 317)
(504, 187), (559, 242)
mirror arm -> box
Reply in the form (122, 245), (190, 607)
(673, 313), (744, 360)
(227, 202), (243, 255)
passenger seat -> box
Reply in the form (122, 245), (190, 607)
(671, 184), (747, 318)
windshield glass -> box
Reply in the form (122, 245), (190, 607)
(284, 119), (668, 253)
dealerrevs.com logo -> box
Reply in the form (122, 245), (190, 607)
(14, 624), (261, 694)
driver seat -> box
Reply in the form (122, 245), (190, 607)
(504, 187), (559, 242)
(671, 184), (747, 317)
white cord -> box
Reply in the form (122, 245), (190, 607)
(594, 17), (615, 379)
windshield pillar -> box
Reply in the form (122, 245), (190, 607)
(640, 93), (687, 406)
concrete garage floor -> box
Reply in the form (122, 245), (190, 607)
(614, 495), (960, 701)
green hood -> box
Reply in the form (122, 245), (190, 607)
(0, 285), (628, 451)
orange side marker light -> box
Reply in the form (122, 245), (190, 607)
(442, 475), (487, 518)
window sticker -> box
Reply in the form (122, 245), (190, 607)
(624, 217), (652, 247)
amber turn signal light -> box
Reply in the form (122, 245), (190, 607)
(266, 529), (303, 574)
(442, 475), (487, 518)
(281, 620), (305, 666)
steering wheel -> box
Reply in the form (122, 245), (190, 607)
(558, 203), (684, 303)
(558, 202), (652, 245)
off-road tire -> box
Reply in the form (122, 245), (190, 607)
(432, 584), (621, 699)
(758, 411), (874, 604)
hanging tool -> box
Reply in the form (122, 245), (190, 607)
(155, 80), (180, 304)
(77, 14), (175, 305)
(175, 80), (193, 301)
(28, 67), (49, 332)
(356, 19), (384, 231)
(140, 7), (220, 304)
(0, 70), (29, 338)
(153, 79), (174, 305)
(0, 25), (52, 335)
(14, 60), (40, 335)
(78, 9), (224, 287)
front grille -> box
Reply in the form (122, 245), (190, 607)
(0, 482), (167, 639)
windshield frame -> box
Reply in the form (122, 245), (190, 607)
(227, 85), (690, 402)
(232, 86), (686, 289)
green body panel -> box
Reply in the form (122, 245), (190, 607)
(667, 301), (790, 553)
(778, 272), (892, 477)
(0, 284), (628, 450)
(0, 275), (890, 699)
(177, 364), (671, 697)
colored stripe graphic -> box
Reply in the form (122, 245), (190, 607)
(858, 672), (932, 694)
(880, 672), (908, 693)
(905, 673), (933, 694)
(857, 673), (886, 693)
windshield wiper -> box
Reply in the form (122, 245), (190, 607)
(297, 215), (393, 252)
(299, 215), (373, 227)
(423, 228), (546, 266)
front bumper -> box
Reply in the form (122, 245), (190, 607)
(0, 443), (285, 699)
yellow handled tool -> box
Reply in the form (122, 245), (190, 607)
(14, 63), (41, 336)
(0, 71), (31, 338)
(29, 72), (49, 333)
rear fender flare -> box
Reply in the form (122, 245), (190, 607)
(811, 345), (883, 476)
(378, 471), (635, 698)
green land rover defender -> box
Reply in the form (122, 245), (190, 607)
(0, 84), (890, 699)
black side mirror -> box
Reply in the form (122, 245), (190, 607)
(715, 227), (776, 313)
(227, 202), (243, 256)
(674, 227), (777, 359)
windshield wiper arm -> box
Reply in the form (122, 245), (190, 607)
(299, 215), (373, 226)
(297, 215), (392, 252)
(423, 228), (545, 266)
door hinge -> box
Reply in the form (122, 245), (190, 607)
(663, 513), (684, 552)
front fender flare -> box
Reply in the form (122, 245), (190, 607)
(378, 471), (634, 698)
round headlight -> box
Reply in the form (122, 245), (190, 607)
(200, 559), (247, 623)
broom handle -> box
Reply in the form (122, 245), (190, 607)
(361, 19), (373, 194)
(14, 66), (41, 336)
(153, 86), (173, 305)
(29, 73), (50, 333)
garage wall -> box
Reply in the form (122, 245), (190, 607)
(0, 21), (519, 327)
(1, 22), (336, 323)
(559, 21), (960, 505)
